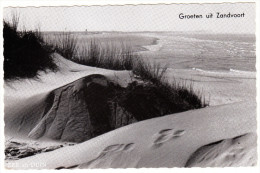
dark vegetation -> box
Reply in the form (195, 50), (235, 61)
(3, 14), (57, 80)
(117, 81), (205, 121)
(117, 66), (206, 121)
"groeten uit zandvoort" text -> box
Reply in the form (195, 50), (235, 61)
(179, 12), (245, 19)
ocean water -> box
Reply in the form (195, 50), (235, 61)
(140, 32), (256, 72)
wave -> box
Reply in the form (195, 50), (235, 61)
(191, 68), (221, 74)
(140, 38), (163, 52)
(192, 67), (255, 74)
(229, 68), (255, 74)
(192, 68), (206, 72)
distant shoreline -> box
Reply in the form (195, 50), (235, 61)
(41, 31), (255, 36)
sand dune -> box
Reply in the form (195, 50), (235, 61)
(4, 54), (257, 169)
(6, 100), (256, 169)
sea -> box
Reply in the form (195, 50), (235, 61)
(140, 32), (256, 73)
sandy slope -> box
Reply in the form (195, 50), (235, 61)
(4, 53), (132, 106)
(6, 101), (256, 169)
(4, 54), (257, 168)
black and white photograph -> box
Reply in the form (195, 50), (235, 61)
(1, 0), (258, 170)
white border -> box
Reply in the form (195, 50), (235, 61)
(0, 1), (259, 173)
(0, 0), (258, 7)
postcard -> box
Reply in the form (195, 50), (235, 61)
(1, 0), (258, 171)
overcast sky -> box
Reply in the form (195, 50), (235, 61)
(4, 3), (255, 33)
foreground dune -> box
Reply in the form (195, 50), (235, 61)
(4, 54), (257, 169)
(6, 100), (256, 169)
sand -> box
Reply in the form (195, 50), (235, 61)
(165, 68), (256, 106)
(4, 52), (257, 169)
(6, 101), (256, 169)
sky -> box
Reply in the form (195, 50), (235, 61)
(4, 3), (255, 33)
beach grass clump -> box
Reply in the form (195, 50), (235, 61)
(76, 40), (137, 70)
(118, 60), (207, 120)
(50, 33), (161, 75)
(51, 32), (79, 60)
(133, 59), (206, 108)
(132, 58), (168, 84)
(3, 16), (57, 80)
(52, 35), (137, 70)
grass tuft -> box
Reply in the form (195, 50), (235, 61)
(76, 39), (137, 70)
(53, 32), (79, 60)
(133, 59), (168, 84)
(3, 15), (57, 80)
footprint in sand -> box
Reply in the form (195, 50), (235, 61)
(159, 129), (173, 135)
(153, 128), (185, 148)
(123, 143), (135, 151)
(102, 144), (125, 152)
(102, 143), (135, 154)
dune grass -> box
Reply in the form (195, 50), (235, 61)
(132, 57), (207, 108)
(118, 80), (206, 121)
(76, 40), (138, 70)
(50, 33), (137, 71)
(121, 60), (207, 120)
(133, 58), (168, 84)
(51, 32), (79, 61)
(3, 16), (57, 80)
